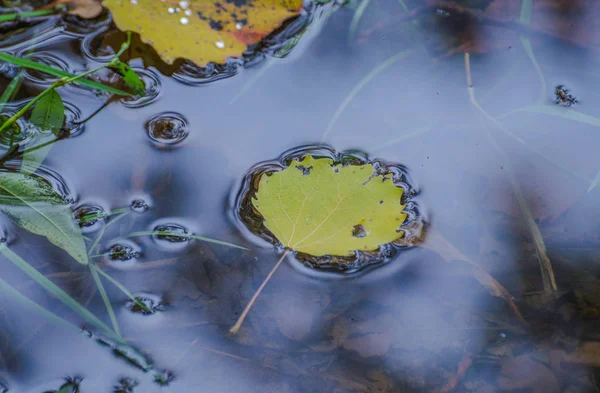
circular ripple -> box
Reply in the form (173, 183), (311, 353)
(22, 52), (72, 85)
(74, 204), (106, 233)
(152, 223), (190, 251)
(232, 145), (422, 273)
(105, 241), (141, 269)
(172, 60), (240, 86)
(130, 199), (149, 213)
(0, 113), (33, 148)
(119, 68), (161, 108)
(63, 101), (86, 137)
(126, 292), (165, 315)
(145, 112), (189, 147)
(80, 26), (118, 63)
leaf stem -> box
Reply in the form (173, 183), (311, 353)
(230, 249), (290, 334)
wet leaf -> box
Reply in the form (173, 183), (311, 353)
(109, 61), (146, 96)
(253, 155), (407, 256)
(22, 90), (65, 174)
(68, 0), (103, 19)
(102, 0), (303, 66)
(0, 172), (88, 264)
(29, 90), (65, 135)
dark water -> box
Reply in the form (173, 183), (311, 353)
(1, 0), (600, 392)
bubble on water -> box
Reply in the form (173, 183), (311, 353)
(114, 377), (138, 393)
(130, 199), (149, 213)
(74, 204), (106, 233)
(22, 53), (72, 85)
(119, 68), (161, 109)
(178, 1), (189, 8)
(180, 17), (189, 25)
(168, 7), (175, 13)
(215, 40), (225, 49)
(184, 9), (192, 16)
(130, 0), (137, 4)
(236, 22), (243, 30)
(126, 292), (165, 315)
(145, 112), (189, 148)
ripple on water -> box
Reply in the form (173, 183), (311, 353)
(151, 222), (191, 251)
(233, 145), (423, 273)
(126, 292), (165, 315)
(145, 112), (189, 148)
(0, 114), (33, 148)
(114, 377), (138, 393)
(22, 52), (72, 85)
(80, 25), (118, 63)
(105, 240), (141, 269)
(119, 68), (161, 108)
(74, 204), (106, 233)
(172, 60), (240, 85)
(130, 198), (149, 213)
(63, 101), (86, 137)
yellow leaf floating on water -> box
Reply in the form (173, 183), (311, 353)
(253, 156), (407, 257)
(102, 0), (303, 66)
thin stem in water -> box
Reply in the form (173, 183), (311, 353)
(230, 249), (290, 334)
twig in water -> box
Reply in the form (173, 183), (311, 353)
(230, 249), (290, 334)
(464, 52), (557, 294)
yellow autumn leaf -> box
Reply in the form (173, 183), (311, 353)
(102, 0), (303, 66)
(253, 156), (407, 257)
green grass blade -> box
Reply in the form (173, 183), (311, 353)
(0, 52), (131, 96)
(93, 266), (153, 313)
(588, 171), (600, 193)
(0, 276), (80, 332)
(125, 230), (248, 250)
(88, 210), (131, 256)
(0, 244), (122, 342)
(0, 72), (23, 110)
(88, 264), (121, 337)
(322, 49), (413, 142)
(0, 9), (59, 22)
(520, 105), (600, 127)
(348, 0), (371, 44)
(519, 0), (533, 24)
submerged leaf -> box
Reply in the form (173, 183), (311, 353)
(102, 0), (303, 66)
(0, 172), (87, 264)
(253, 156), (407, 256)
(22, 90), (65, 175)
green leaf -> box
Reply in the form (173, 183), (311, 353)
(0, 52), (131, 96)
(22, 90), (65, 174)
(109, 61), (146, 96)
(30, 89), (65, 133)
(253, 155), (407, 256)
(0, 172), (88, 264)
